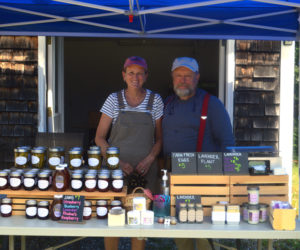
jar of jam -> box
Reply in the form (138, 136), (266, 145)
(1, 198), (12, 217)
(71, 173), (83, 192)
(106, 147), (120, 170)
(85, 173), (97, 192)
(259, 203), (268, 223)
(111, 170), (123, 192)
(110, 200), (122, 210)
(247, 186), (260, 205)
(83, 200), (92, 220)
(9, 171), (22, 190)
(87, 148), (102, 170)
(37, 201), (50, 220)
(0, 171), (8, 190)
(14, 147), (29, 168)
(51, 195), (63, 221)
(96, 200), (108, 219)
(26, 200), (37, 219)
(37, 172), (50, 191)
(68, 147), (83, 170)
(53, 165), (68, 192)
(31, 147), (46, 169)
(24, 172), (36, 191)
(97, 171), (110, 192)
(48, 147), (63, 170)
(248, 204), (260, 224)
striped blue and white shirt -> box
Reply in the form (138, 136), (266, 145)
(100, 89), (164, 125)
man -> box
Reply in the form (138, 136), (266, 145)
(162, 57), (235, 250)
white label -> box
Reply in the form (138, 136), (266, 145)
(71, 180), (82, 189)
(112, 180), (123, 189)
(31, 155), (40, 164)
(16, 156), (27, 165)
(38, 208), (49, 217)
(107, 157), (119, 166)
(97, 207), (108, 216)
(38, 180), (49, 189)
(98, 180), (108, 189)
(49, 157), (60, 166)
(10, 178), (21, 187)
(70, 158), (82, 168)
(88, 158), (99, 167)
(26, 207), (37, 216)
(83, 207), (92, 217)
(1, 204), (12, 214)
(24, 178), (35, 187)
(0, 177), (7, 186)
(85, 180), (96, 189)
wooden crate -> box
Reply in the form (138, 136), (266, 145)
(0, 186), (127, 217)
(269, 205), (296, 230)
(170, 175), (230, 216)
(230, 175), (289, 205)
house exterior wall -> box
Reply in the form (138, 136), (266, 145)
(0, 36), (38, 168)
(234, 40), (281, 153)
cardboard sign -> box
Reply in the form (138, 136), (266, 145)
(197, 152), (223, 174)
(223, 152), (249, 175)
(175, 195), (201, 217)
(60, 195), (85, 223)
(171, 152), (197, 174)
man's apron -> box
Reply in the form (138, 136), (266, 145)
(108, 91), (158, 193)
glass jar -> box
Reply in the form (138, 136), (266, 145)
(106, 147), (120, 170)
(48, 147), (63, 170)
(259, 203), (268, 223)
(242, 203), (248, 222)
(37, 172), (50, 191)
(51, 195), (63, 221)
(0, 171), (8, 190)
(85, 173), (97, 192)
(111, 170), (123, 192)
(14, 147), (29, 168)
(37, 201), (50, 220)
(1, 198), (12, 217)
(248, 204), (260, 224)
(24, 172), (36, 191)
(31, 147), (46, 169)
(195, 203), (203, 223)
(53, 165), (68, 192)
(68, 147), (83, 170)
(71, 173), (83, 192)
(61, 163), (70, 188)
(83, 200), (92, 220)
(9, 171), (22, 190)
(247, 186), (260, 205)
(96, 200), (108, 219)
(88, 148), (102, 170)
(110, 200), (122, 210)
(26, 200), (37, 219)
(187, 203), (196, 223)
(97, 171), (110, 192)
(178, 203), (187, 223)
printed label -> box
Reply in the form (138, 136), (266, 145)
(98, 180), (108, 189)
(31, 155), (40, 165)
(88, 158), (99, 167)
(70, 158), (82, 168)
(26, 207), (37, 217)
(16, 156), (27, 165)
(54, 204), (62, 218)
(71, 180), (82, 189)
(0, 177), (7, 186)
(49, 157), (60, 166)
(107, 157), (119, 166)
(55, 176), (64, 189)
(38, 180), (49, 189)
(83, 207), (92, 217)
(96, 207), (108, 216)
(10, 178), (21, 187)
(24, 178), (35, 187)
(112, 180), (123, 189)
(85, 180), (96, 189)
(38, 208), (49, 217)
(1, 205), (12, 214)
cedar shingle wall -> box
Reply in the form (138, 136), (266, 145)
(234, 40), (280, 152)
(0, 36), (38, 168)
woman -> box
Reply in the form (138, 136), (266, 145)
(95, 56), (163, 250)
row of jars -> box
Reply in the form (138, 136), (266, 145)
(0, 196), (122, 221)
(14, 146), (120, 170)
(0, 166), (124, 193)
(242, 202), (268, 224)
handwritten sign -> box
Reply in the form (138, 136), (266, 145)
(197, 152), (222, 174)
(60, 195), (85, 223)
(175, 195), (201, 217)
(223, 152), (249, 175)
(171, 152), (197, 174)
(0, 194), (7, 199)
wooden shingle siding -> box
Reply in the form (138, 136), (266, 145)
(0, 36), (38, 168)
(234, 40), (280, 152)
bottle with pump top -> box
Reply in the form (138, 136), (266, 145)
(160, 169), (169, 196)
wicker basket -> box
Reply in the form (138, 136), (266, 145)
(122, 187), (152, 211)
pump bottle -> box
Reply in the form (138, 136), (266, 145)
(161, 169), (169, 196)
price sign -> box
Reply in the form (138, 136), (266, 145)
(60, 195), (85, 223)
(223, 152), (249, 175)
(197, 152), (222, 174)
(175, 195), (201, 217)
(171, 152), (197, 174)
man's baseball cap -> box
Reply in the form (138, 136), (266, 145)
(171, 57), (199, 72)
(123, 56), (148, 71)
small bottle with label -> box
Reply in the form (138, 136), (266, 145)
(23, 172), (36, 191)
(26, 200), (37, 219)
(96, 200), (108, 219)
(37, 201), (50, 220)
(0, 171), (8, 190)
(97, 171), (110, 192)
(106, 147), (120, 170)
(9, 171), (22, 190)
(51, 195), (63, 221)
(195, 203), (204, 223)
(1, 198), (12, 217)
(83, 200), (92, 220)
(37, 172), (50, 191)
(84, 173), (97, 192)
(178, 203), (187, 223)
(111, 170), (123, 192)
(187, 203), (196, 223)
(53, 165), (68, 192)
(71, 173), (83, 192)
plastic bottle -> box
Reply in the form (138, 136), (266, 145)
(161, 169), (169, 196)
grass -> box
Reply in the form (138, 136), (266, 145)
(292, 161), (299, 215)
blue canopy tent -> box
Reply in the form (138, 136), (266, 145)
(0, 0), (299, 40)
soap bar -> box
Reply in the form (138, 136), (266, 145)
(108, 209), (125, 226)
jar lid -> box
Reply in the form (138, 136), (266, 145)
(3, 169), (11, 173)
(188, 203), (195, 208)
(89, 146), (101, 150)
(49, 147), (61, 152)
(110, 200), (121, 206)
(14, 148), (28, 153)
(98, 173), (110, 178)
(0, 171), (8, 177)
(96, 200), (107, 206)
(38, 201), (50, 206)
(54, 194), (63, 199)
(85, 173), (96, 179)
(72, 173), (83, 178)
(106, 147), (119, 154)
(1, 198), (12, 204)
(247, 186), (260, 191)
(26, 200), (37, 206)
(84, 200), (92, 206)
(248, 204), (260, 210)
(10, 171), (21, 177)
(259, 203), (269, 208)
(18, 146), (31, 150)
(55, 165), (65, 171)
(112, 170), (123, 178)
(24, 172), (36, 178)
(88, 149), (101, 154)
(69, 149), (82, 154)
(196, 203), (202, 208)
(179, 203), (187, 208)
(38, 172), (49, 178)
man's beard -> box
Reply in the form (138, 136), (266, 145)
(174, 85), (193, 98)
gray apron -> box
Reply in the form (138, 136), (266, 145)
(108, 91), (158, 193)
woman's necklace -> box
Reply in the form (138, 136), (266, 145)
(125, 89), (146, 107)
